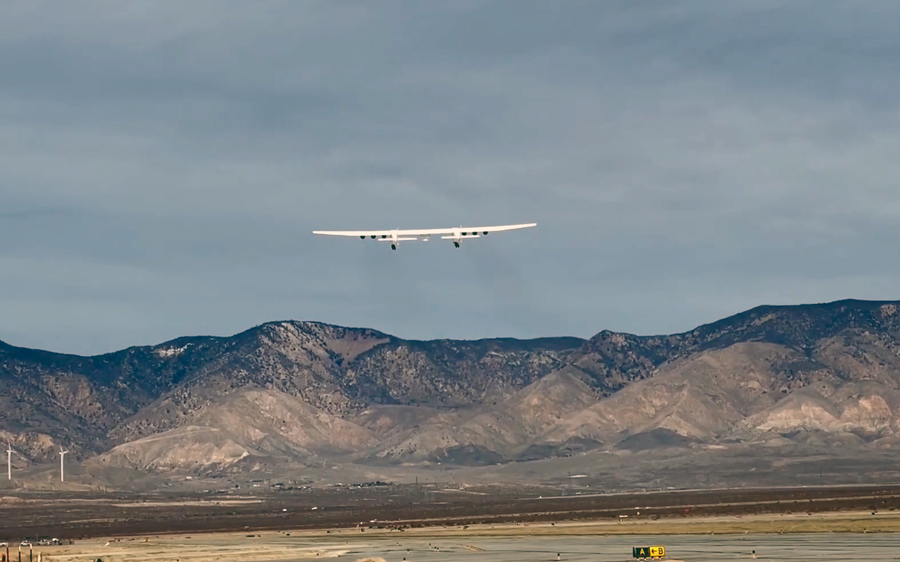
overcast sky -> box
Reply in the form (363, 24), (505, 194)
(2, 1), (899, 355)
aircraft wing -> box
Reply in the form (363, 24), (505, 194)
(313, 229), (423, 237)
(313, 223), (536, 238)
(456, 223), (538, 235)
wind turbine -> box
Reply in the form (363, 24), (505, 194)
(59, 448), (68, 482)
(6, 442), (11, 480)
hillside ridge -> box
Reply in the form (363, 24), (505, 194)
(3, 298), (900, 486)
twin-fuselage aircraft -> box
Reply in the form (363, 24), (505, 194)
(313, 223), (536, 250)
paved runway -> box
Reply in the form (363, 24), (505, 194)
(29, 531), (900, 562)
(336, 534), (900, 562)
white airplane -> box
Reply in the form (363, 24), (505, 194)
(313, 223), (536, 250)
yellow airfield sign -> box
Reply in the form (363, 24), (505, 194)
(632, 545), (665, 558)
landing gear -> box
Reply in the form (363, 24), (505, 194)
(453, 241), (460, 248)
(391, 244), (397, 250)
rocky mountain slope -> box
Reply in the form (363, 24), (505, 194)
(0, 322), (581, 464)
(4, 299), (900, 481)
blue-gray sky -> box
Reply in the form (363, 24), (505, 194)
(2, 1), (899, 355)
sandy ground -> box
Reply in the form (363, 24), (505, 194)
(13, 511), (900, 562)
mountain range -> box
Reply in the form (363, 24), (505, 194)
(3, 299), (900, 488)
